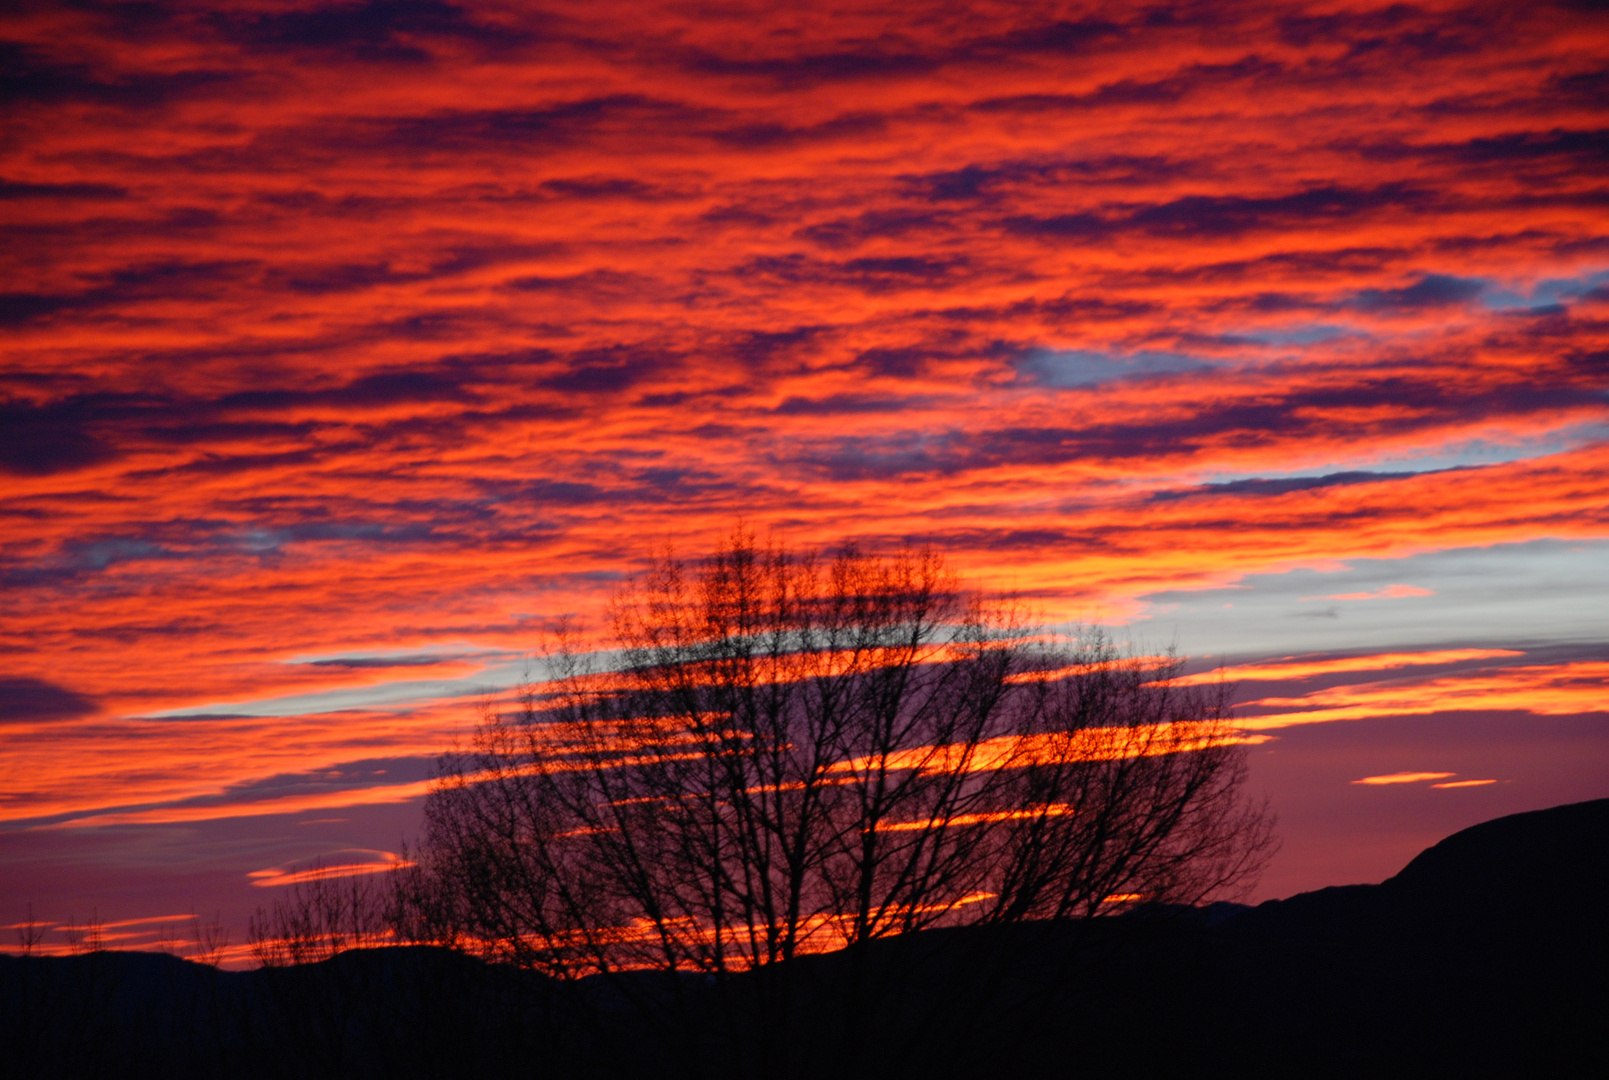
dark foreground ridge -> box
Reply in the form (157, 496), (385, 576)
(5, 799), (1606, 1079)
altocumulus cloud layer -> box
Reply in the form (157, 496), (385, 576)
(2, 0), (1607, 941)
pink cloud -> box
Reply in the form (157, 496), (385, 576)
(1303, 584), (1436, 602)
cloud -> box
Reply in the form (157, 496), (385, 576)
(733, 253), (970, 295)
(58, 782), (437, 828)
(1236, 661), (1609, 730)
(538, 354), (668, 395)
(0, 40), (234, 109)
(772, 394), (923, 417)
(247, 848), (412, 887)
(1175, 649), (1522, 685)
(686, 45), (942, 87)
(1005, 184), (1433, 242)
(0, 399), (120, 475)
(218, 366), (483, 410)
(211, 0), (521, 63)
(0, 678), (98, 723)
(682, 15), (1124, 89)
(1149, 470), (1446, 503)
(0, 178), (126, 201)
(1306, 584), (1434, 601)
(0, 260), (258, 326)
(1350, 274), (1485, 312)
(9, 743), (445, 827)
(374, 95), (709, 153)
(1131, 185), (1433, 238)
(300, 654), (460, 669)
(1351, 771), (1455, 785)
(1420, 128), (1609, 167)
(1015, 349), (1211, 388)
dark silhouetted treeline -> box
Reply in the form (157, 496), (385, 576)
(5, 799), (1605, 1079)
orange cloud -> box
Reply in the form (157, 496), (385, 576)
(831, 722), (1270, 778)
(50, 780), (442, 830)
(248, 850), (414, 888)
(1236, 661), (1609, 731)
(1304, 585), (1434, 601)
(1176, 649), (1524, 686)
(1351, 772), (1455, 786)
(875, 804), (1074, 832)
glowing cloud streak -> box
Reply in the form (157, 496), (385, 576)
(1237, 662), (1609, 731)
(1175, 649), (1526, 686)
(1352, 772), (1456, 786)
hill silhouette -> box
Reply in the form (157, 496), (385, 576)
(1170, 797), (1609, 1078)
(4, 799), (1605, 1078)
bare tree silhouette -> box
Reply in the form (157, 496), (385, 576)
(249, 870), (393, 970)
(401, 531), (1275, 1076)
(186, 913), (231, 970)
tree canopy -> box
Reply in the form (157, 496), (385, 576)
(398, 531), (1274, 1073)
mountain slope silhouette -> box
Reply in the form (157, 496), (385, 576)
(1189, 798), (1609, 1078)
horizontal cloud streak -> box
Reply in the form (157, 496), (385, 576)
(1237, 661), (1609, 730)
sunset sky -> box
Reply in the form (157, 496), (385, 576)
(4, 0), (1606, 961)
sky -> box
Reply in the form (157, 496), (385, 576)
(3, 0), (1606, 962)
